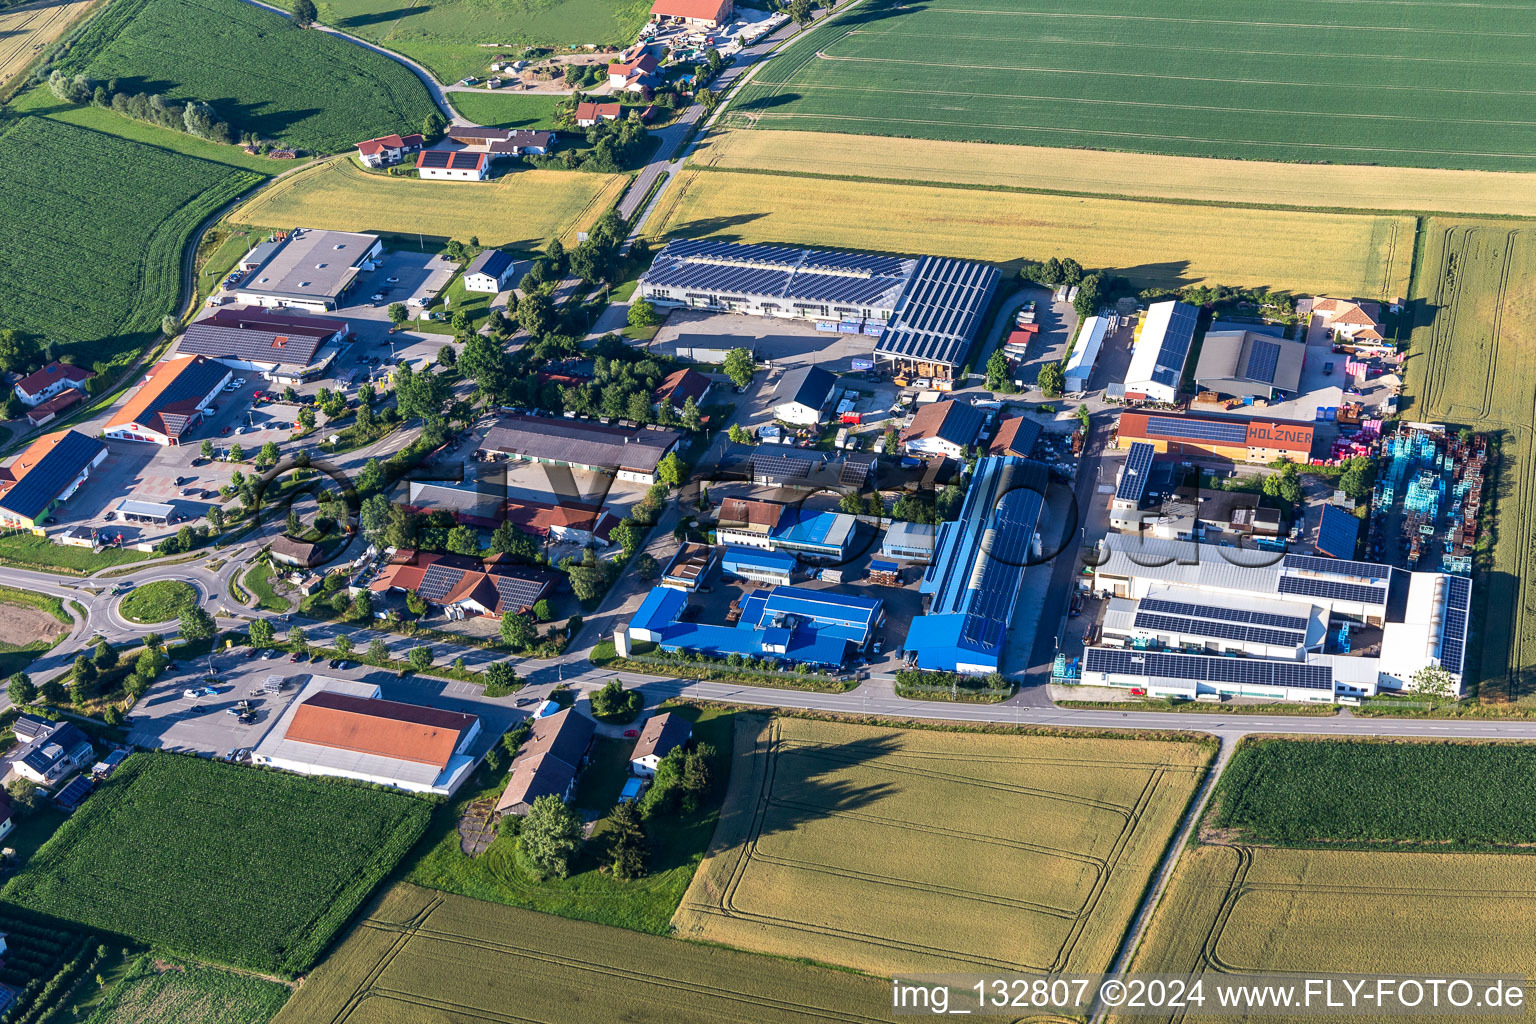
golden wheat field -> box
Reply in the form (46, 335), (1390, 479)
(231, 157), (626, 248)
(0, 0), (99, 91)
(647, 168), (1414, 297)
(273, 883), (900, 1024)
(1122, 843), (1536, 1023)
(699, 128), (1536, 219)
(672, 716), (1210, 977)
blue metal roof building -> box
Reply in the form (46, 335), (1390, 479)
(905, 456), (1048, 674)
(1315, 504), (1362, 560)
(625, 583), (875, 668)
(721, 547), (798, 584)
(627, 586), (688, 641)
(771, 509), (859, 559)
(753, 585), (884, 648)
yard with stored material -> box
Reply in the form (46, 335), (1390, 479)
(672, 716), (1211, 975)
(647, 167), (1414, 296)
(273, 883), (897, 1024)
(1402, 223), (1536, 702)
(230, 157), (626, 248)
(1, 753), (432, 976)
(730, 0), (1536, 171)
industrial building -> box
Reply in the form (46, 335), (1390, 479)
(1121, 300), (1198, 403)
(0, 430), (107, 529)
(1063, 315), (1108, 394)
(904, 456), (1048, 674)
(661, 544), (717, 590)
(637, 240), (999, 383)
(251, 677), (481, 795)
(234, 229), (382, 312)
(1082, 539), (1469, 701)
(179, 306), (348, 382)
(732, 447), (877, 492)
(720, 546), (797, 585)
(1116, 411), (1315, 464)
(715, 498), (861, 561)
(1316, 503), (1362, 560)
(104, 355), (232, 445)
(773, 365), (838, 425)
(1193, 327), (1306, 400)
(480, 416), (681, 484)
(880, 521), (937, 564)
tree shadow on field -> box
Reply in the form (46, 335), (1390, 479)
(335, 5), (426, 28)
(835, 0), (930, 28)
(752, 732), (904, 842)
(734, 92), (803, 112)
(1391, 295), (1437, 418)
(1117, 259), (1196, 291)
(664, 211), (768, 244)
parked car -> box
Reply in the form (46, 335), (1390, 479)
(386, 276), (400, 283)
(245, 648), (258, 659)
(623, 729), (640, 738)
(371, 293), (384, 301)
(1129, 687), (1147, 697)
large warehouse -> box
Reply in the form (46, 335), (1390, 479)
(179, 306), (348, 382)
(0, 430), (108, 529)
(1116, 411), (1315, 463)
(637, 240), (999, 383)
(1083, 539), (1469, 701)
(1122, 300), (1199, 403)
(104, 355), (232, 445)
(1193, 327), (1307, 400)
(904, 456), (1047, 674)
(234, 229), (382, 312)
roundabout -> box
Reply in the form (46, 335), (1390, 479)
(117, 579), (201, 626)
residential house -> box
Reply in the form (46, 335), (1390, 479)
(772, 365), (837, 425)
(0, 792), (12, 843)
(574, 101), (621, 127)
(650, 0), (733, 29)
(13, 361), (93, 407)
(370, 549), (555, 618)
(417, 150), (489, 181)
(1307, 297), (1385, 345)
(354, 133), (424, 168)
(607, 51), (658, 91)
(630, 712), (691, 776)
(10, 720), (94, 787)
(463, 249), (518, 293)
(495, 708), (596, 816)
(104, 355), (232, 445)
(901, 399), (985, 460)
(0, 430), (108, 529)
(652, 367), (711, 415)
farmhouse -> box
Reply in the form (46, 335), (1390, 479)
(1116, 411), (1315, 464)
(1083, 540), (1470, 701)
(445, 126), (554, 155)
(772, 365), (837, 425)
(234, 228), (382, 312)
(251, 677), (481, 795)
(905, 456), (1047, 674)
(354, 133), (424, 168)
(495, 708), (596, 817)
(638, 240), (999, 384)
(901, 399), (985, 460)
(608, 52), (659, 91)
(480, 415), (682, 484)
(1193, 327), (1307, 400)
(631, 712), (691, 776)
(370, 548), (554, 618)
(178, 306), (348, 382)
(104, 355), (232, 445)
(463, 249), (518, 293)
(652, 367), (712, 414)
(0, 430), (107, 529)
(1305, 296), (1385, 344)
(650, 0), (733, 29)
(625, 583), (880, 667)
(574, 101), (621, 127)
(417, 150), (489, 181)
(13, 361), (93, 407)
(1121, 300), (1199, 403)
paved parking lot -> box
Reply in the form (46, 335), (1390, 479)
(651, 310), (880, 372)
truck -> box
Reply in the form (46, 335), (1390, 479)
(818, 568), (843, 583)
(834, 427), (849, 449)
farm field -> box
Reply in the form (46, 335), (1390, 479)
(447, 91), (565, 131)
(54, 0), (436, 153)
(273, 883), (897, 1024)
(230, 157), (626, 248)
(731, 0), (1536, 171)
(83, 955), (292, 1024)
(1, 752), (432, 976)
(647, 168), (1415, 296)
(1402, 223), (1536, 701)
(313, 0), (651, 84)
(672, 716), (1211, 975)
(0, 0), (99, 93)
(697, 128), (1536, 219)
(0, 115), (260, 370)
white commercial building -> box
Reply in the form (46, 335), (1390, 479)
(1081, 537), (1469, 702)
(1122, 300), (1198, 403)
(234, 229), (383, 312)
(1063, 315), (1108, 394)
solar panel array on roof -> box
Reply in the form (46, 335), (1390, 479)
(839, 455), (877, 487)
(641, 240), (914, 310)
(1315, 504), (1362, 559)
(876, 257), (1000, 368)
(1132, 611), (1305, 648)
(1115, 442), (1155, 503)
(1277, 574), (1386, 605)
(1441, 575), (1471, 675)
(417, 563), (464, 602)
(1084, 647), (1333, 690)
(0, 431), (105, 521)
(1144, 415), (1249, 444)
(493, 573), (550, 611)
(1148, 302), (1198, 385)
(1140, 597), (1308, 632)
(1282, 553), (1386, 581)
(1244, 340), (1281, 384)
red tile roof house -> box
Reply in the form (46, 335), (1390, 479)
(651, 367), (712, 414)
(574, 101), (622, 127)
(607, 51), (659, 91)
(650, 0), (734, 29)
(354, 133), (424, 168)
(416, 149), (489, 181)
(13, 361), (93, 407)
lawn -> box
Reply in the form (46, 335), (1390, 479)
(118, 579), (198, 623)
(647, 167), (1415, 297)
(0, 115), (260, 372)
(405, 705), (734, 935)
(53, 0), (436, 153)
(673, 716), (1212, 975)
(241, 559), (292, 613)
(697, 128), (1536, 219)
(731, 0), (1536, 171)
(0, 530), (149, 574)
(447, 92), (566, 131)
(229, 156), (627, 249)
(83, 955), (292, 1024)
(0, 0), (100, 94)
(314, 0), (652, 84)
(271, 883), (895, 1024)
(1402, 223), (1536, 701)
(1, 752), (432, 976)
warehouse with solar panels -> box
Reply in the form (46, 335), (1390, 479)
(1122, 300), (1199, 403)
(637, 239), (999, 383)
(1116, 411), (1315, 464)
(1081, 537), (1469, 701)
(1193, 327), (1306, 400)
(904, 456), (1048, 674)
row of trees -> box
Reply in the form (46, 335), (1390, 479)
(49, 72), (235, 145)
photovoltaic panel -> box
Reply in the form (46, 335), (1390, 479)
(1282, 553), (1386, 581)
(1133, 612), (1305, 648)
(1245, 340), (1281, 384)
(1144, 415), (1248, 444)
(1116, 442), (1155, 502)
(417, 563), (466, 601)
(1315, 504), (1362, 559)
(1083, 646), (1332, 690)
(1277, 574), (1386, 605)
(1446, 574), (1471, 612)
(1140, 598), (1309, 632)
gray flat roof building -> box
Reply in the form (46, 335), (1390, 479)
(481, 415), (681, 482)
(1194, 328), (1307, 400)
(234, 229), (382, 311)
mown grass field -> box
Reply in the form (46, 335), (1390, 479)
(673, 716), (1211, 975)
(1, 753), (431, 976)
(698, 128), (1536, 219)
(118, 578), (197, 623)
(1402, 224), (1536, 701)
(447, 91), (565, 131)
(83, 955), (292, 1024)
(647, 167), (1414, 296)
(0, 0), (99, 92)
(56, 0), (436, 152)
(231, 157), (626, 248)
(732, 0), (1536, 171)
(0, 116), (260, 370)
(273, 883), (896, 1024)
(315, 0), (651, 84)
